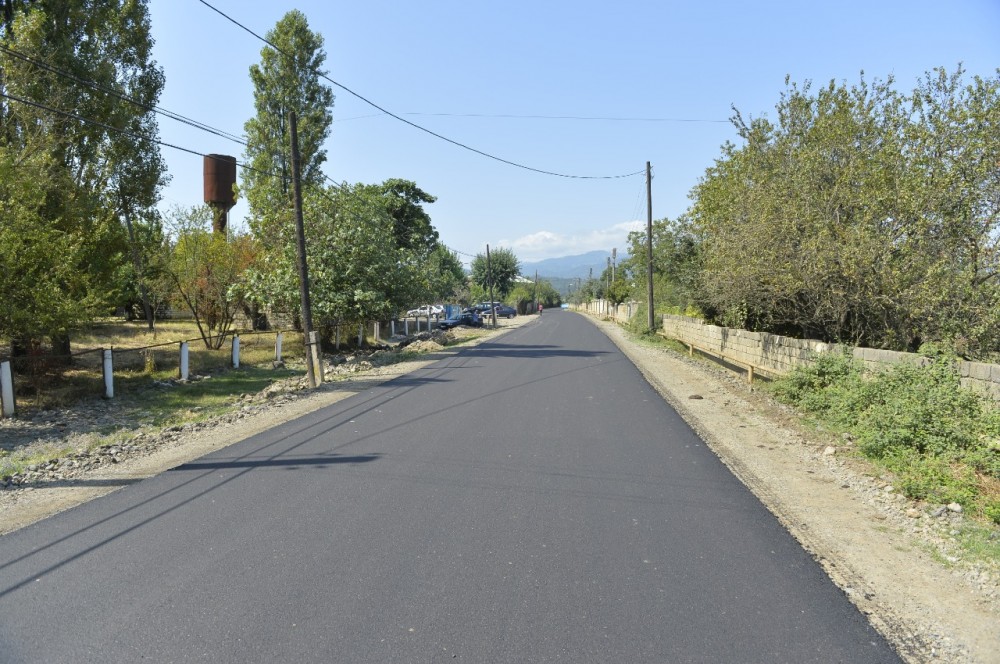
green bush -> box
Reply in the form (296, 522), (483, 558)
(771, 347), (1000, 523)
(884, 449), (978, 506)
(856, 357), (987, 459)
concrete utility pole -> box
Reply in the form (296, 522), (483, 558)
(289, 111), (318, 388)
(486, 244), (497, 328)
(534, 269), (539, 314)
(606, 256), (611, 309)
(646, 161), (655, 332)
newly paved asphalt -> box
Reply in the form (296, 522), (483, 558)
(0, 310), (900, 663)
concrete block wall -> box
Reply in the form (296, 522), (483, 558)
(661, 314), (1000, 400)
(574, 300), (636, 325)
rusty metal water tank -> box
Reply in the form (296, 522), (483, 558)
(204, 154), (237, 208)
(204, 154), (237, 234)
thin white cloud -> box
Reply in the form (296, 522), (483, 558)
(499, 221), (644, 263)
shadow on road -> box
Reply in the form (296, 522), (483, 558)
(469, 343), (610, 359)
(171, 453), (382, 471)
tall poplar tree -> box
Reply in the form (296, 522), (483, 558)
(242, 10), (334, 241)
(0, 0), (166, 351)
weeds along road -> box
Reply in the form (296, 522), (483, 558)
(0, 309), (900, 663)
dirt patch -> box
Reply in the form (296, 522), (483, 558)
(2, 313), (997, 662)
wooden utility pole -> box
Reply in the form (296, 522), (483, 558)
(646, 161), (655, 332)
(289, 111), (318, 387)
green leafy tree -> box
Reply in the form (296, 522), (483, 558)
(470, 247), (521, 299)
(688, 68), (1000, 356)
(164, 206), (255, 349)
(622, 215), (701, 316)
(242, 9), (334, 241)
(904, 67), (1000, 356)
(0, 133), (99, 346)
(425, 244), (466, 301)
(507, 279), (560, 312)
(245, 184), (415, 335)
(0, 0), (167, 352)
(366, 178), (439, 256)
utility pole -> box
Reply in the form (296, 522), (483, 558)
(534, 269), (538, 314)
(606, 256), (611, 312)
(486, 244), (497, 328)
(646, 161), (655, 332)
(289, 111), (318, 387)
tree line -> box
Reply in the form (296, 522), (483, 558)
(0, 3), (486, 354)
(618, 67), (999, 360)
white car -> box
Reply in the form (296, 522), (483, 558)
(406, 305), (444, 318)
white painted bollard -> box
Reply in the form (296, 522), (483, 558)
(103, 349), (114, 399)
(275, 333), (283, 362)
(179, 342), (189, 381)
(1, 360), (15, 417)
(404, 319), (409, 336)
(375, 321), (380, 341)
(358, 323), (364, 347)
(232, 335), (241, 368)
(308, 330), (323, 384)
(391, 320), (395, 337)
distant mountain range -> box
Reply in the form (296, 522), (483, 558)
(520, 250), (625, 280)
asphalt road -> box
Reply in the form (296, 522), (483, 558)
(0, 310), (901, 663)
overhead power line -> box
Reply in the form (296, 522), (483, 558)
(401, 112), (729, 123)
(0, 44), (248, 147)
(0, 90), (286, 192)
(334, 112), (729, 124)
(195, 0), (644, 181)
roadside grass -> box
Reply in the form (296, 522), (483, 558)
(8, 321), (304, 410)
(0, 364), (301, 479)
(767, 348), (1000, 559)
(1, 323), (479, 481)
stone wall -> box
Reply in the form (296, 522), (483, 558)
(573, 300), (637, 325)
(660, 314), (1000, 400)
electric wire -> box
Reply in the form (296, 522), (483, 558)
(2, 88), (508, 265)
(0, 44), (248, 147)
(0, 45), (343, 201)
(0, 89), (286, 195)
(195, 0), (644, 181)
(401, 112), (729, 123)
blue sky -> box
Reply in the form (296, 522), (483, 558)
(149, 0), (1000, 264)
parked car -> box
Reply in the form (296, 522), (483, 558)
(439, 311), (484, 330)
(488, 305), (517, 319)
(467, 302), (501, 315)
(406, 304), (444, 318)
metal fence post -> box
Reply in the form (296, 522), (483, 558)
(1, 360), (15, 418)
(103, 349), (114, 399)
(275, 333), (283, 362)
(179, 342), (189, 380)
(232, 335), (241, 369)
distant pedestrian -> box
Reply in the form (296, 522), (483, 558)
(538, 303), (543, 314)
